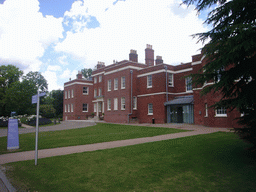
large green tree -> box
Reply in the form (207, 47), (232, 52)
(22, 71), (48, 92)
(183, 0), (256, 149)
(81, 68), (92, 79)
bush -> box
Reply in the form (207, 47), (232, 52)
(27, 118), (52, 126)
(0, 116), (22, 127)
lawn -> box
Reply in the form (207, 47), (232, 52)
(0, 123), (188, 154)
(4, 132), (256, 191)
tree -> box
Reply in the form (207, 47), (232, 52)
(0, 65), (23, 116)
(183, 0), (256, 150)
(51, 90), (63, 117)
(22, 71), (48, 92)
(81, 68), (92, 79)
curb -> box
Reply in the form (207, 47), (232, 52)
(0, 168), (16, 192)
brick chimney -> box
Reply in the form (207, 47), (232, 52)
(77, 71), (83, 79)
(155, 56), (163, 65)
(129, 49), (138, 62)
(145, 44), (154, 66)
(97, 61), (105, 69)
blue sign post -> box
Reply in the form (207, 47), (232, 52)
(7, 119), (19, 150)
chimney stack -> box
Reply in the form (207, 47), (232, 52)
(129, 49), (138, 62)
(145, 44), (154, 66)
(77, 71), (83, 79)
(96, 61), (105, 69)
(155, 56), (163, 65)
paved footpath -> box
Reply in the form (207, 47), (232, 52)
(0, 121), (231, 191)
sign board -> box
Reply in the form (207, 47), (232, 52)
(32, 92), (46, 104)
(7, 119), (19, 150)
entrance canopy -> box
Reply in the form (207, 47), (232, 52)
(164, 95), (194, 106)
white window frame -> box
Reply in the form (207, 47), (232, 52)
(148, 103), (153, 115)
(83, 87), (88, 95)
(99, 75), (102, 82)
(68, 90), (70, 98)
(107, 99), (111, 110)
(186, 76), (192, 92)
(98, 88), (102, 96)
(65, 104), (67, 112)
(65, 91), (67, 99)
(114, 98), (118, 110)
(108, 80), (111, 91)
(83, 103), (88, 112)
(94, 89), (97, 97)
(94, 77), (97, 83)
(71, 104), (73, 112)
(71, 89), (74, 98)
(94, 103), (97, 113)
(133, 96), (137, 110)
(215, 107), (227, 117)
(121, 76), (126, 89)
(121, 97), (125, 110)
(168, 73), (173, 87)
(114, 78), (118, 90)
(68, 104), (70, 112)
(147, 75), (152, 88)
(205, 103), (208, 117)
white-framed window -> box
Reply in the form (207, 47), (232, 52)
(107, 99), (111, 110)
(94, 89), (97, 97)
(114, 78), (118, 90)
(94, 77), (97, 83)
(83, 103), (88, 112)
(186, 76), (192, 92)
(99, 75), (102, 82)
(168, 73), (173, 86)
(71, 89), (74, 98)
(65, 104), (67, 112)
(215, 67), (224, 83)
(99, 103), (102, 112)
(114, 98), (118, 110)
(98, 88), (102, 96)
(108, 80), (111, 91)
(71, 104), (73, 112)
(94, 103), (97, 112)
(215, 107), (227, 117)
(65, 91), (67, 99)
(83, 87), (88, 95)
(121, 76), (125, 89)
(205, 103), (208, 117)
(68, 104), (70, 112)
(133, 96), (137, 110)
(121, 97), (125, 110)
(68, 90), (70, 98)
(147, 75), (152, 88)
(148, 103), (153, 115)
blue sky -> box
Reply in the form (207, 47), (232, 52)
(0, 0), (209, 91)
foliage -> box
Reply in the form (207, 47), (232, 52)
(51, 90), (63, 117)
(40, 104), (56, 118)
(183, 0), (256, 149)
(81, 68), (92, 79)
(22, 71), (48, 92)
(0, 116), (22, 127)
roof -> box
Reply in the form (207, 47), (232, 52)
(164, 95), (194, 106)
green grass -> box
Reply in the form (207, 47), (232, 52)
(0, 123), (187, 154)
(4, 132), (256, 191)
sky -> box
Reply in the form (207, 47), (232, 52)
(0, 0), (210, 91)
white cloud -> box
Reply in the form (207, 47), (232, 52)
(55, 0), (208, 66)
(58, 55), (69, 65)
(47, 65), (62, 72)
(60, 68), (77, 80)
(0, 0), (63, 70)
(42, 70), (63, 91)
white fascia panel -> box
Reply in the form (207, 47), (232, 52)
(64, 82), (93, 87)
(104, 66), (143, 75)
(137, 68), (193, 78)
(91, 71), (105, 77)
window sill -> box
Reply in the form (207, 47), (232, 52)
(147, 86), (152, 89)
(121, 87), (125, 89)
(121, 109), (125, 111)
(215, 114), (227, 117)
(82, 111), (88, 112)
(148, 113), (153, 115)
(186, 90), (193, 93)
(83, 93), (88, 95)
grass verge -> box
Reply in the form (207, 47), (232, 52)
(0, 123), (187, 154)
(4, 132), (256, 192)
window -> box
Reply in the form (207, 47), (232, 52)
(99, 88), (102, 96)
(168, 73), (173, 86)
(205, 103), (208, 117)
(83, 103), (88, 112)
(65, 91), (67, 99)
(114, 78), (118, 90)
(99, 75), (102, 82)
(68, 104), (70, 112)
(148, 103), (153, 115)
(71, 89), (74, 98)
(147, 75), (152, 88)
(83, 87), (88, 95)
(99, 103), (102, 112)
(108, 80), (111, 91)
(65, 104), (67, 112)
(94, 89), (97, 97)
(121, 97), (125, 110)
(114, 98), (118, 110)
(107, 99), (111, 110)
(71, 104), (73, 112)
(121, 76), (125, 89)
(68, 90), (70, 98)
(94, 103), (97, 112)
(133, 96), (137, 110)
(215, 107), (227, 117)
(186, 77), (192, 92)
(94, 77), (97, 83)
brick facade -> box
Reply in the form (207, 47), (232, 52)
(63, 45), (242, 128)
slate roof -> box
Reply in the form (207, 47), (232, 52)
(164, 95), (194, 106)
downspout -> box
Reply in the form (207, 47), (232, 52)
(128, 70), (133, 123)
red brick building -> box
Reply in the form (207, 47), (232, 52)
(63, 44), (241, 128)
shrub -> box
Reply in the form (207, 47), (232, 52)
(0, 116), (22, 127)
(27, 118), (52, 126)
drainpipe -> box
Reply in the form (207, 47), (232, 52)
(128, 70), (133, 123)
(164, 65), (168, 102)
